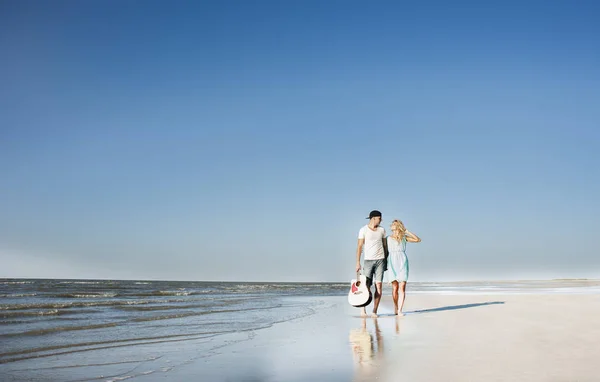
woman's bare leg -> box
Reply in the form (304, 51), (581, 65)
(391, 281), (399, 315)
(398, 281), (407, 315)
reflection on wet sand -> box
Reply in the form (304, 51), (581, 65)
(349, 317), (401, 381)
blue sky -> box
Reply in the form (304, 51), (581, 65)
(1, 1), (599, 281)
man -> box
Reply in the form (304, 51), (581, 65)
(355, 210), (388, 317)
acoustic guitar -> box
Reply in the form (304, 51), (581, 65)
(347, 271), (372, 307)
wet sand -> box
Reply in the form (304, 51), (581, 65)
(145, 293), (600, 381)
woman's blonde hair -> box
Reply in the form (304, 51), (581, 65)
(390, 219), (406, 240)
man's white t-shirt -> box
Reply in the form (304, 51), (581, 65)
(358, 225), (386, 260)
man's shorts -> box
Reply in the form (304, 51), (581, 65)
(363, 259), (385, 284)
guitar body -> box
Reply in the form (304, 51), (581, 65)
(348, 273), (372, 307)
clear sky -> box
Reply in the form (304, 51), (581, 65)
(1, 1), (599, 282)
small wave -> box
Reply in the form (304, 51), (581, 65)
(0, 307), (102, 319)
(131, 311), (209, 322)
(134, 282), (150, 285)
(116, 301), (217, 311)
(130, 305), (278, 323)
(0, 293), (37, 298)
(137, 290), (193, 296)
(0, 309), (60, 318)
(58, 281), (104, 285)
(0, 298), (194, 311)
(5, 322), (121, 337)
(158, 290), (192, 296)
(123, 290), (192, 297)
(0, 281), (34, 285)
(56, 293), (118, 299)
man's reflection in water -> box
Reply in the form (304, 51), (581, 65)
(349, 317), (396, 380)
(349, 318), (374, 366)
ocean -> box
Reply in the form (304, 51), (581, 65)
(2, 278), (600, 380)
(1, 279), (345, 364)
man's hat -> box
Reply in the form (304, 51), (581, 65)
(366, 210), (382, 219)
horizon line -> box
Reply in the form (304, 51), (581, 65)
(1, 276), (598, 283)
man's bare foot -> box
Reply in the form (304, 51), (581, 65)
(360, 309), (367, 317)
(371, 312), (378, 318)
(397, 311), (405, 317)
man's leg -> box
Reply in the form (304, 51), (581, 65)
(371, 259), (385, 317)
(372, 282), (383, 317)
(361, 260), (375, 317)
(361, 277), (372, 317)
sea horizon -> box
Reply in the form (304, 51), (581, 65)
(2, 276), (599, 283)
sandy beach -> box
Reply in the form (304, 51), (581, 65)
(160, 293), (600, 382)
(3, 289), (600, 381)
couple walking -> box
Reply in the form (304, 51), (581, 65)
(355, 210), (421, 317)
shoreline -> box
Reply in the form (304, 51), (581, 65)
(2, 292), (600, 381)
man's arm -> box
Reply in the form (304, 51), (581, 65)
(382, 236), (388, 257)
(356, 238), (365, 272)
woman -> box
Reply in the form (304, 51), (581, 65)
(386, 219), (421, 316)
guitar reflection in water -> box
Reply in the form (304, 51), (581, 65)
(348, 318), (385, 380)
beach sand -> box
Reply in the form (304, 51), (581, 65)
(3, 293), (600, 381)
(166, 293), (600, 382)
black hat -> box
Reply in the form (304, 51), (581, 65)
(366, 210), (382, 219)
